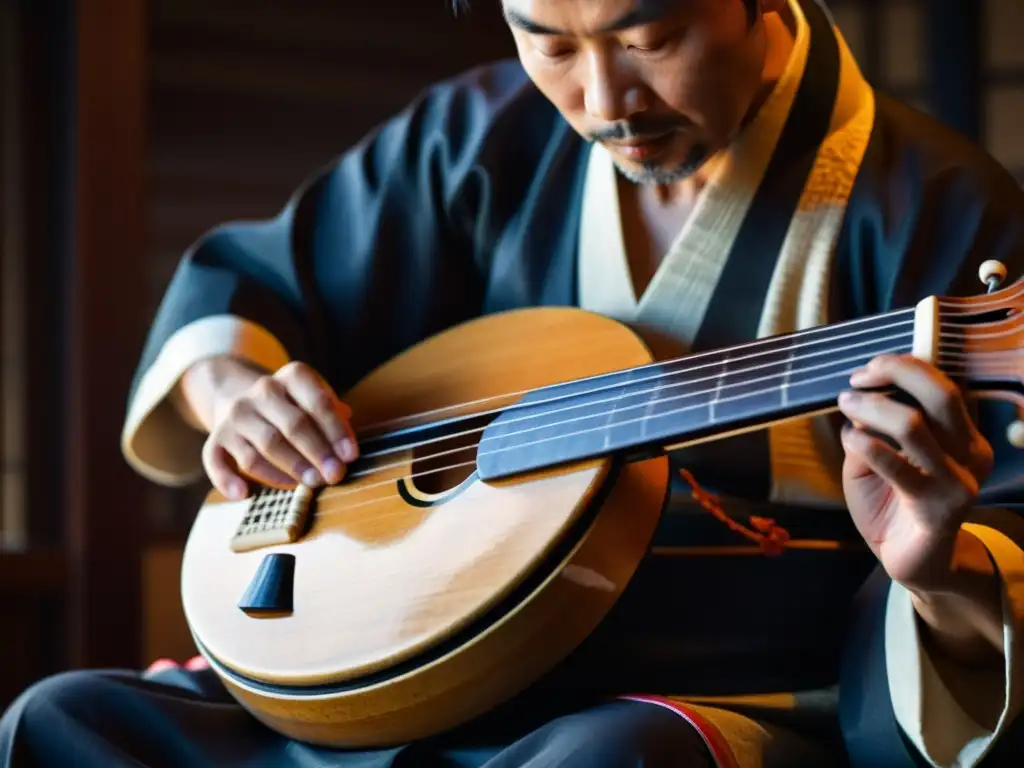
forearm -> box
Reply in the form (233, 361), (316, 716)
(171, 356), (266, 433)
(910, 528), (1005, 667)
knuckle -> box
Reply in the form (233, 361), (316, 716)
(313, 390), (336, 414)
(226, 397), (253, 422)
(937, 383), (960, 411)
(864, 440), (889, 465)
(253, 375), (285, 400)
(900, 411), (926, 441)
(252, 425), (284, 456)
(235, 444), (261, 474)
(973, 440), (995, 475)
(275, 361), (311, 384)
(282, 410), (315, 439)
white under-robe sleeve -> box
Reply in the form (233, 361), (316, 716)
(886, 510), (1024, 767)
(120, 314), (291, 487)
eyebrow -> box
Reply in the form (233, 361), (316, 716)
(503, 2), (669, 36)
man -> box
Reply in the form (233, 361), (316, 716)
(2, 0), (1023, 765)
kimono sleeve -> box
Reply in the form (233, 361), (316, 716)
(838, 108), (1024, 766)
(120, 67), (526, 487)
(884, 187), (1024, 768)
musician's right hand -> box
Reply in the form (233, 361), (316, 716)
(176, 357), (359, 499)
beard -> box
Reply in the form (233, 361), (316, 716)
(586, 117), (712, 186)
(612, 142), (712, 185)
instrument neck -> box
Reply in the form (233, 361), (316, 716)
(475, 306), (929, 481)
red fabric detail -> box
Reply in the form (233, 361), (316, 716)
(618, 695), (741, 768)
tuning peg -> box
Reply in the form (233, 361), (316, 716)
(1009, 421), (1024, 450)
(979, 260), (1008, 293)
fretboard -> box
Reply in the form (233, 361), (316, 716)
(475, 311), (917, 481)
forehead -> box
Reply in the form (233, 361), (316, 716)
(501, 0), (675, 35)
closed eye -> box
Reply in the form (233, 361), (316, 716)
(533, 42), (575, 60)
(625, 26), (684, 56)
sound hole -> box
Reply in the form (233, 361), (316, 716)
(408, 413), (493, 497)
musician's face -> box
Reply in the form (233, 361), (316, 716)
(504, 0), (786, 185)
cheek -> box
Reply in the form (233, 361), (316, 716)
(649, 39), (762, 135)
(519, 58), (586, 122)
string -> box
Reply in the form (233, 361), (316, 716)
(354, 324), (918, 467)
(473, 343), (915, 460)
(347, 331), (1019, 481)
(306, 355), (1000, 522)
(941, 324), (1021, 342)
(357, 310), (916, 438)
(318, 351), (996, 504)
(234, 282), (1024, 522)
(354, 315), (1017, 465)
(938, 279), (1024, 313)
(355, 284), (1023, 438)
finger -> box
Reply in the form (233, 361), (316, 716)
(218, 431), (300, 490)
(837, 390), (950, 477)
(850, 354), (976, 462)
(840, 423), (931, 497)
(275, 363), (359, 464)
(248, 376), (345, 485)
(228, 397), (323, 485)
(203, 440), (251, 500)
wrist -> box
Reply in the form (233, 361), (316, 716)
(909, 529), (1004, 664)
(174, 355), (265, 433)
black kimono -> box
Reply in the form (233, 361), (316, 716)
(3, 0), (1023, 766)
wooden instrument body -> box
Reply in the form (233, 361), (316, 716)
(181, 270), (1024, 747)
(181, 308), (671, 747)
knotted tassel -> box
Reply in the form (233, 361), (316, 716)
(676, 468), (791, 556)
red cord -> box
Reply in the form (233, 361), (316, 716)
(676, 468), (791, 556)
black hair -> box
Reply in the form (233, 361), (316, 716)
(452, 0), (761, 26)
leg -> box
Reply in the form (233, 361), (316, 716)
(464, 699), (719, 768)
(0, 668), (829, 768)
(465, 696), (845, 768)
(0, 669), (718, 768)
(0, 667), (415, 768)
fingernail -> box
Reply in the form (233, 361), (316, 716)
(228, 479), (247, 500)
(838, 391), (859, 406)
(335, 438), (357, 463)
(302, 467), (322, 486)
(322, 458), (343, 483)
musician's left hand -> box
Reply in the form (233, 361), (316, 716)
(837, 354), (994, 593)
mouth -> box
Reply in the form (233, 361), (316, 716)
(603, 132), (675, 162)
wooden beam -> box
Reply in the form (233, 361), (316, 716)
(61, 0), (150, 670)
(859, 0), (884, 87)
(0, 0), (10, 547)
(925, 0), (983, 142)
(0, 551), (67, 594)
(17, 0), (66, 552)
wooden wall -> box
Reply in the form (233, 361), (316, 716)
(146, 0), (516, 306)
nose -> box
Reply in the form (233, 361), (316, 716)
(582, 48), (646, 123)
